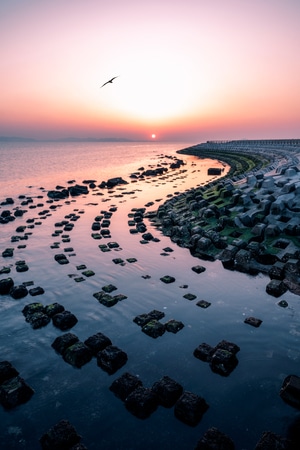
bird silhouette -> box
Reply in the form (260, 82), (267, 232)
(100, 76), (119, 88)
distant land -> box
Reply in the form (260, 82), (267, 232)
(0, 136), (137, 143)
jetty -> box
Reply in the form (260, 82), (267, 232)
(152, 139), (300, 296)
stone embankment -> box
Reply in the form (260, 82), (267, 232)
(151, 140), (300, 296)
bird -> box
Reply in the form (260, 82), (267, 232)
(100, 76), (119, 88)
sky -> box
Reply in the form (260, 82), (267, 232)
(1, 0), (300, 142)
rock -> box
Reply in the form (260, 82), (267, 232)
(279, 374), (300, 409)
(63, 342), (93, 368)
(124, 386), (158, 419)
(165, 319), (184, 333)
(54, 253), (69, 265)
(133, 310), (165, 326)
(2, 248), (14, 257)
(52, 311), (78, 330)
(0, 375), (34, 409)
(68, 184), (89, 196)
(84, 332), (112, 355)
(266, 280), (288, 297)
(97, 345), (128, 374)
(174, 390), (209, 426)
(196, 300), (211, 308)
(193, 343), (215, 362)
(160, 275), (176, 283)
(151, 375), (183, 407)
(109, 372), (143, 401)
(254, 430), (292, 449)
(22, 302), (45, 319)
(195, 427), (235, 450)
(27, 312), (51, 329)
(0, 361), (19, 384)
(194, 340), (240, 376)
(93, 291), (118, 307)
(106, 177), (127, 188)
(191, 265), (206, 274)
(142, 319), (166, 338)
(52, 333), (79, 355)
(40, 419), (81, 450)
(269, 262), (285, 280)
(10, 284), (28, 299)
(29, 286), (45, 296)
(0, 277), (14, 295)
(44, 302), (65, 317)
(244, 316), (263, 328)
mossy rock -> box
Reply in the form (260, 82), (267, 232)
(142, 320), (166, 338)
(63, 342), (93, 368)
(165, 319), (184, 334)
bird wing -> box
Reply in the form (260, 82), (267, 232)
(100, 76), (119, 88)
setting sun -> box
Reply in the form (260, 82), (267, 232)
(151, 134), (156, 139)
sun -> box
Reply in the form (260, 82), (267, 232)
(151, 134), (156, 139)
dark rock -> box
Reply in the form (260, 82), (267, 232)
(269, 262), (285, 280)
(210, 348), (239, 376)
(193, 343), (215, 362)
(52, 333), (79, 355)
(15, 262), (29, 272)
(192, 265), (206, 274)
(0, 277), (14, 295)
(278, 300), (289, 308)
(84, 332), (112, 355)
(10, 284), (28, 299)
(52, 311), (78, 330)
(29, 286), (45, 296)
(63, 342), (93, 368)
(44, 302), (65, 318)
(27, 312), (51, 329)
(68, 184), (88, 196)
(280, 374), (300, 409)
(174, 390), (209, 426)
(110, 372), (143, 401)
(254, 430), (292, 450)
(106, 177), (127, 188)
(54, 254), (69, 265)
(183, 293), (197, 300)
(142, 319), (166, 338)
(0, 376), (34, 409)
(0, 361), (19, 384)
(160, 275), (176, 283)
(22, 302), (45, 321)
(165, 319), (184, 333)
(40, 419), (81, 450)
(102, 284), (117, 293)
(93, 291), (118, 307)
(97, 345), (128, 374)
(133, 310), (165, 326)
(266, 280), (288, 297)
(244, 316), (263, 328)
(151, 375), (183, 407)
(195, 426), (235, 450)
(47, 189), (69, 199)
(124, 386), (158, 419)
(196, 300), (211, 308)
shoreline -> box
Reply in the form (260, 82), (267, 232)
(152, 140), (300, 296)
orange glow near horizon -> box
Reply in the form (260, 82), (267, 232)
(0, 0), (299, 141)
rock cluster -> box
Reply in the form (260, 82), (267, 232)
(133, 309), (184, 338)
(40, 419), (87, 450)
(193, 339), (240, 376)
(110, 372), (209, 425)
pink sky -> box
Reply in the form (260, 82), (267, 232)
(1, 0), (299, 142)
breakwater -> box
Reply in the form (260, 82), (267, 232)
(152, 140), (300, 296)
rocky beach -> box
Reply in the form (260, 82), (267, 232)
(1, 140), (300, 449)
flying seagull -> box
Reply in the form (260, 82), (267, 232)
(100, 76), (119, 88)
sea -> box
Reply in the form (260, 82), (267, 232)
(0, 141), (300, 449)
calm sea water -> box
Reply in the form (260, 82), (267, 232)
(0, 141), (300, 449)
